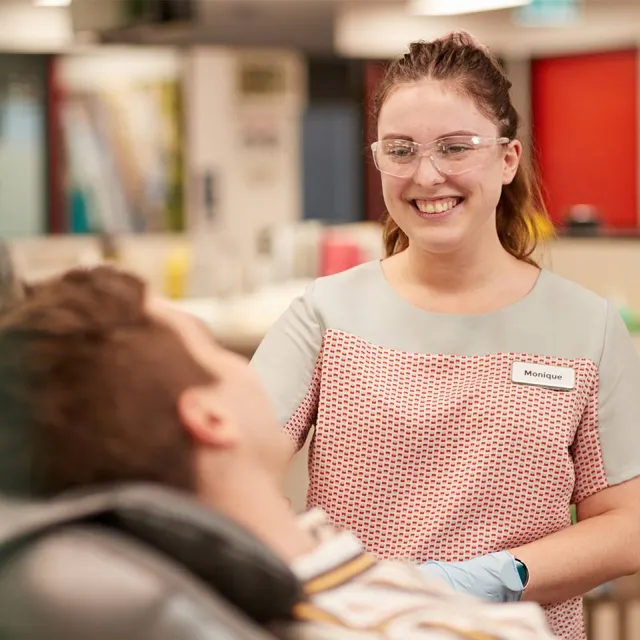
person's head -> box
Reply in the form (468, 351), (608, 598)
(372, 31), (549, 263)
(0, 239), (24, 315)
(0, 267), (289, 500)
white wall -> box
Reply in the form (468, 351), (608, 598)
(0, 0), (72, 52)
(183, 47), (306, 289)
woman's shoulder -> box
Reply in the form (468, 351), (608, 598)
(537, 269), (609, 317)
(532, 270), (626, 360)
(311, 260), (386, 304)
(300, 260), (398, 338)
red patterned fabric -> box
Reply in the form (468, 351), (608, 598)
(283, 330), (608, 640)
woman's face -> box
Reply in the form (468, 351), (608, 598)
(377, 78), (521, 257)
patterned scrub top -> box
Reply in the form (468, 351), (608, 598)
(251, 260), (640, 640)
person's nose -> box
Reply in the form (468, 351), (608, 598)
(413, 154), (446, 187)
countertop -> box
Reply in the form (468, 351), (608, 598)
(171, 280), (311, 357)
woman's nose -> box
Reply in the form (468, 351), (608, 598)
(413, 155), (446, 186)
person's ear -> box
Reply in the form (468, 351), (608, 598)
(502, 139), (522, 185)
(178, 386), (240, 449)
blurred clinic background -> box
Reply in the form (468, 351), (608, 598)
(1, 0), (640, 634)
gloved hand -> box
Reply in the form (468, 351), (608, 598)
(420, 551), (525, 602)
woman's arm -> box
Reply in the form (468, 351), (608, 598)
(251, 282), (324, 454)
(421, 303), (640, 604)
(420, 477), (640, 604)
(512, 476), (640, 605)
(514, 303), (640, 604)
(513, 303), (640, 604)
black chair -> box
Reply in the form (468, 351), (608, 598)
(0, 484), (304, 640)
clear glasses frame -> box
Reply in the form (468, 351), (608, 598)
(371, 135), (510, 178)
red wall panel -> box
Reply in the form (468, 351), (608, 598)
(532, 50), (638, 228)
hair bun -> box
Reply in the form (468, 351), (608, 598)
(436, 30), (491, 54)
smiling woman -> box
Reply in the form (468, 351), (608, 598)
(373, 33), (545, 265)
(251, 30), (640, 640)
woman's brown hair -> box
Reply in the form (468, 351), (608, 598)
(373, 31), (550, 263)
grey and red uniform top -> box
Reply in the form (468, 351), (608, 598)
(251, 260), (640, 640)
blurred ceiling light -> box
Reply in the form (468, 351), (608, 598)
(513, 0), (580, 26)
(410, 0), (531, 15)
(34, 0), (71, 6)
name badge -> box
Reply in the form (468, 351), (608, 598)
(511, 362), (575, 391)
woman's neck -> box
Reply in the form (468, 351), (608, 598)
(385, 235), (539, 315)
(403, 237), (515, 295)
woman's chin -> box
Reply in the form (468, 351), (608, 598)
(407, 225), (472, 256)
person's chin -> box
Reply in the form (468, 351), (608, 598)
(411, 226), (471, 255)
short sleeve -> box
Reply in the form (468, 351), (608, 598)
(250, 282), (324, 452)
(572, 301), (640, 503)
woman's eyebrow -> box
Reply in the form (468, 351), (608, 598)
(381, 130), (479, 142)
(381, 134), (414, 141)
(439, 130), (478, 137)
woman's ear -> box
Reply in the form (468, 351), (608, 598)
(502, 139), (522, 185)
(178, 386), (240, 449)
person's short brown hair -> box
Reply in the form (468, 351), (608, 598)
(0, 267), (213, 497)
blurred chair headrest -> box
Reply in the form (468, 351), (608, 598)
(0, 484), (304, 640)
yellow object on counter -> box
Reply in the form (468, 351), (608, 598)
(528, 211), (555, 240)
(163, 245), (192, 299)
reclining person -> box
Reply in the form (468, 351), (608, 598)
(0, 267), (555, 640)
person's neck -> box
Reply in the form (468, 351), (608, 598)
(196, 457), (317, 565)
(402, 229), (522, 297)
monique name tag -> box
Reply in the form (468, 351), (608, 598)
(511, 361), (575, 391)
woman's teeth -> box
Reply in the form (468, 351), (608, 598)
(415, 198), (460, 214)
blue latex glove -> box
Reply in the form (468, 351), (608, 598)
(420, 551), (524, 602)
